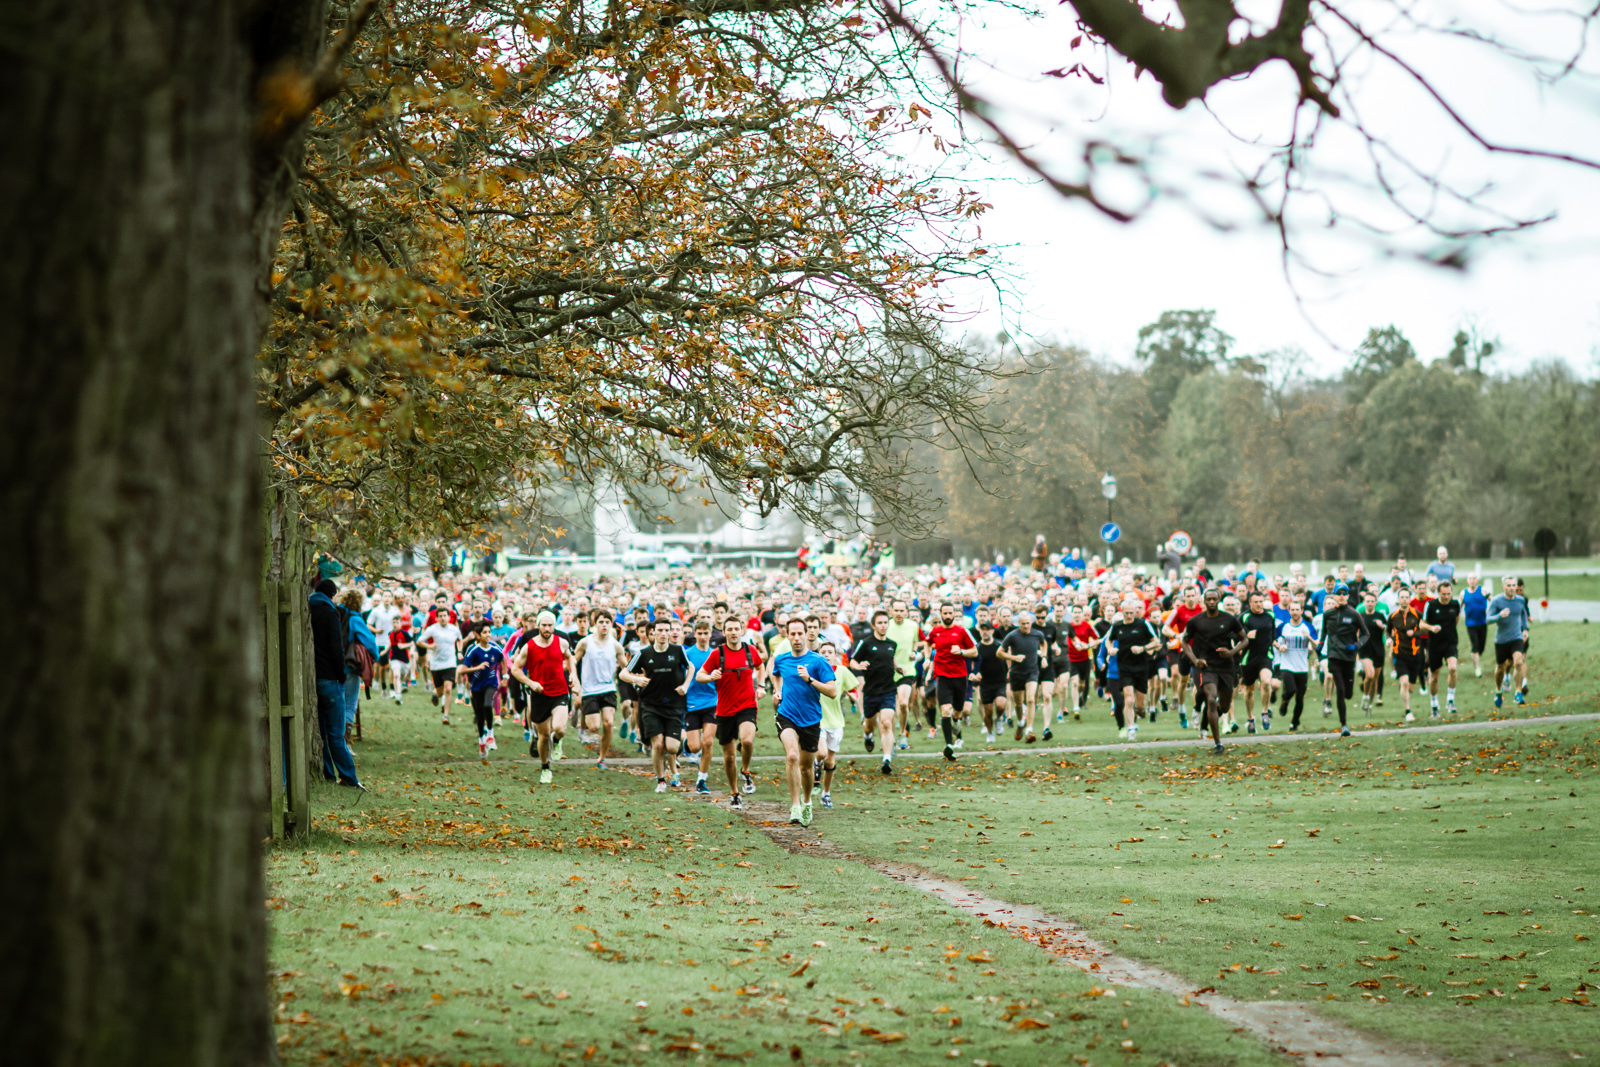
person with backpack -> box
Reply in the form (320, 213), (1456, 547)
(308, 580), (362, 789)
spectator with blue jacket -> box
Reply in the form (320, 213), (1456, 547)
(309, 580), (363, 789)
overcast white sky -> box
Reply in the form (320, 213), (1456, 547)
(915, 0), (1600, 376)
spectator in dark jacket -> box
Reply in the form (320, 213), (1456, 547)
(309, 579), (362, 787)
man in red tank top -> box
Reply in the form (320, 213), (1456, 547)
(510, 611), (572, 785)
(696, 616), (765, 807)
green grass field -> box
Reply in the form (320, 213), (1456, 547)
(269, 621), (1600, 1066)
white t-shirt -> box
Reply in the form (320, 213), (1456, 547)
(368, 604), (399, 649)
(420, 622), (461, 670)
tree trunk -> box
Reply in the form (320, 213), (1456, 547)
(0, 0), (320, 1062)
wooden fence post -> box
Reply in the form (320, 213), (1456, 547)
(261, 483), (312, 839)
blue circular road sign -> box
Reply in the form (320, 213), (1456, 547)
(1101, 522), (1120, 543)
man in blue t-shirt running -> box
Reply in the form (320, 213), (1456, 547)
(771, 618), (837, 828)
(1487, 575), (1530, 707)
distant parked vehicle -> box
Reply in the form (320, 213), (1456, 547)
(663, 546), (694, 568)
(621, 548), (659, 570)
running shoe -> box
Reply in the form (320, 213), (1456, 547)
(741, 771), (756, 794)
(1429, 709), (1439, 720)
(1073, 708), (1082, 721)
(1376, 697), (1383, 707)
(954, 736), (964, 750)
(1474, 666), (1483, 678)
(1322, 700), (1332, 717)
(1160, 696), (1170, 714)
(927, 727), (936, 740)
(431, 692), (439, 706)
(881, 758), (893, 776)
(1247, 719), (1256, 735)
(1447, 699), (1456, 714)
(524, 728), (532, 743)
(730, 794), (743, 809)
(897, 738), (910, 751)
(1026, 732), (1036, 744)
(1178, 710), (1189, 729)
(441, 715), (450, 725)
(864, 732), (875, 753)
(1340, 726), (1351, 737)
(1014, 725), (1024, 742)
(695, 777), (710, 793)
(822, 793), (833, 810)
(984, 731), (994, 744)
(1515, 692), (1526, 705)
(943, 744), (957, 762)
(1212, 743), (1225, 755)
(1261, 711), (1272, 731)
(1148, 708), (1159, 725)
(478, 736), (487, 757)
(539, 768), (553, 784)
(1288, 724), (1298, 733)
(1117, 727), (1129, 741)
(788, 804), (803, 826)
(554, 739), (565, 760)
(1494, 692), (1503, 708)
(670, 774), (681, 789)
(596, 759), (608, 771)
(487, 733), (497, 752)
(1042, 728), (1053, 742)
(1404, 712), (1415, 723)
(1229, 721), (1240, 734)
(655, 779), (668, 793)
(1127, 724), (1138, 742)
(800, 801), (814, 827)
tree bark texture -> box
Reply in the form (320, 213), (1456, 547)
(0, 1), (292, 1063)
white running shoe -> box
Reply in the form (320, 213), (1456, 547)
(486, 732), (497, 751)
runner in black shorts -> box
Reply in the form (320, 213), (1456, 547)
(1388, 591), (1424, 722)
(1108, 599), (1163, 736)
(1421, 579), (1461, 717)
(1357, 592), (1386, 713)
(999, 613), (1047, 743)
(1183, 587), (1248, 755)
(848, 609), (900, 772)
(1237, 592), (1278, 734)
(973, 608), (1009, 743)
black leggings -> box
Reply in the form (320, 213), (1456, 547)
(472, 688), (495, 737)
(1110, 682), (1127, 729)
(1279, 670), (1308, 727)
(1327, 659), (1356, 725)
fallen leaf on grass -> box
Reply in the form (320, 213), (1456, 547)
(1014, 1017), (1050, 1029)
(1282, 913), (1303, 921)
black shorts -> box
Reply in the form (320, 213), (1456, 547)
(685, 705), (717, 733)
(1494, 641), (1521, 665)
(895, 674), (916, 691)
(431, 667), (456, 688)
(774, 713), (820, 754)
(618, 680), (636, 704)
(1007, 670), (1038, 691)
(934, 675), (968, 712)
(1393, 655), (1424, 683)
(580, 692), (617, 718)
(1038, 661), (1057, 683)
(716, 706), (758, 745)
(1466, 624), (1487, 654)
(527, 691), (568, 724)
(1241, 655), (1274, 680)
(1427, 643), (1458, 671)
(862, 690), (896, 717)
(1361, 643), (1385, 667)
(1118, 664), (1147, 694)
(1169, 652), (1191, 676)
(979, 680), (1007, 705)
(638, 702), (683, 744)
(1198, 669), (1236, 693)
(1067, 659), (1091, 683)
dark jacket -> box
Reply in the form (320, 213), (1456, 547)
(309, 591), (347, 682)
(1321, 605), (1369, 662)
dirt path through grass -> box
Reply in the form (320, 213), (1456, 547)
(698, 790), (1462, 1067)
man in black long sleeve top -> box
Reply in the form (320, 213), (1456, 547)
(309, 579), (362, 788)
(1320, 582), (1369, 736)
(1183, 587), (1248, 755)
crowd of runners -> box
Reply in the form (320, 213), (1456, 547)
(316, 543), (1537, 825)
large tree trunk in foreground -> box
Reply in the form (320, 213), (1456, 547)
(0, 2), (283, 1063)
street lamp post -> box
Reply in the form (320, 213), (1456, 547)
(1100, 472), (1118, 526)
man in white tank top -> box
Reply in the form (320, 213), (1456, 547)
(572, 611), (628, 768)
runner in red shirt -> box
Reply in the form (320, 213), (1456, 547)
(696, 616), (766, 808)
(509, 611), (572, 784)
(925, 602), (976, 762)
(1065, 603), (1097, 720)
(1163, 583), (1206, 728)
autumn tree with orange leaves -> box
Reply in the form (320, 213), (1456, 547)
(263, 0), (1015, 562)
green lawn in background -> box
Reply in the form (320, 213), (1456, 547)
(818, 725), (1600, 1066)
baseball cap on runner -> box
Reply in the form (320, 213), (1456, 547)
(1333, 583), (1349, 593)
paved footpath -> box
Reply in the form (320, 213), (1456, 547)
(567, 709), (1600, 768)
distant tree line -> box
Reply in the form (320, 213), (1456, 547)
(910, 311), (1600, 564)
